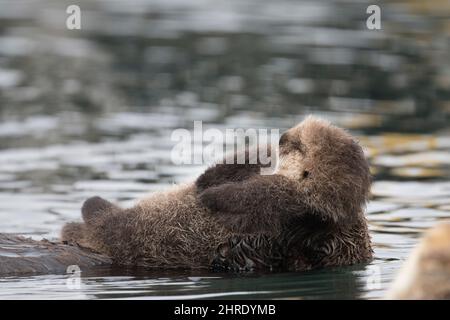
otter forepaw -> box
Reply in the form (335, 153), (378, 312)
(195, 164), (236, 192)
(81, 196), (116, 223)
(196, 163), (260, 192)
(199, 184), (237, 213)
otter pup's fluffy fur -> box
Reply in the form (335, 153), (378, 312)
(387, 222), (450, 299)
(61, 116), (373, 271)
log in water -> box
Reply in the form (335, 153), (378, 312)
(0, 234), (112, 275)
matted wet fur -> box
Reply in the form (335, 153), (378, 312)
(61, 116), (373, 271)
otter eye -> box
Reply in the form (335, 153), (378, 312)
(303, 170), (309, 178)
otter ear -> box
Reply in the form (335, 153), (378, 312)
(302, 170), (310, 179)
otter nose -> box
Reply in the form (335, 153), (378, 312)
(279, 132), (289, 145)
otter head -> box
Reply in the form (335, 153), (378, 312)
(276, 116), (371, 223)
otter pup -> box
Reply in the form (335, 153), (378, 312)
(61, 116), (373, 271)
(387, 222), (450, 299)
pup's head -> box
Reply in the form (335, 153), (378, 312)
(276, 116), (371, 223)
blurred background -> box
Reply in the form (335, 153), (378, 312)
(0, 0), (449, 299)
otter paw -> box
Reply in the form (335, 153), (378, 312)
(61, 222), (85, 244)
(196, 163), (260, 192)
(81, 196), (115, 223)
(196, 165), (233, 192)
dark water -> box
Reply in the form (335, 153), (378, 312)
(0, 0), (449, 299)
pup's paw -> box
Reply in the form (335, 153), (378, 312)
(196, 163), (260, 193)
(81, 196), (116, 224)
(61, 222), (86, 245)
(196, 164), (233, 192)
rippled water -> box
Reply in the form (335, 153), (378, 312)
(0, 0), (449, 299)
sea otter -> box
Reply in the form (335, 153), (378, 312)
(387, 222), (450, 299)
(61, 116), (373, 271)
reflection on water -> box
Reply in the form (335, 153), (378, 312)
(0, 0), (449, 299)
(0, 266), (379, 299)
